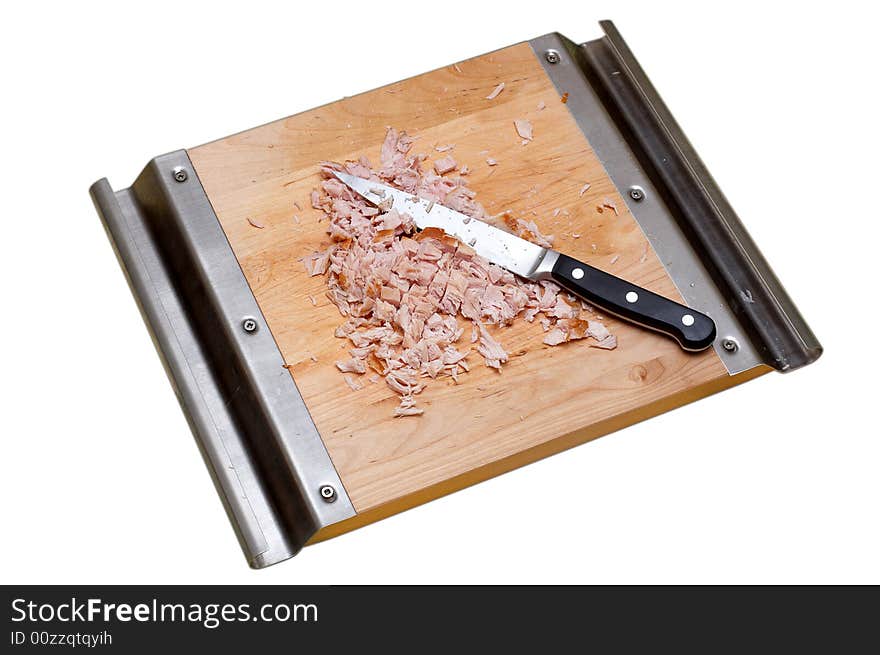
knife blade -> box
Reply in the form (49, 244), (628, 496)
(332, 170), (716, 351)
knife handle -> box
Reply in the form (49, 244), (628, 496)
(548, 253), (716, 351)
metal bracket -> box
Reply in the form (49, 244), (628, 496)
(90, 151), (355, 568)
(531, 22), (822, 374)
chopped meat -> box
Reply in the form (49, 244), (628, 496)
(343, 375), (362, 391)
(477, 324), (508, 370)
(303, 247), (333, 276)
(434, 144), (455, 152)
(514, 119), (533, 141)
(547, 296), (578, 319)
(247, 217), (265, 229)
(602, 198), (619, 216)
(543, 328), (567, 346)
(394, 405), (425, 417)
(434, 155), (457, 175)
(394, 394), (424, 417)
(485, 82), (505, 100)
(537, 100), (546, 111)
(486, 157), (498, 166)
(336, 358), (366, 374)
(307, 127), (617, 415)
(587, 320), (611, 341)
(579, 183), (591, 196)
(495, 211), (554, 248)
(343, 157), (373, 179)
(610, 255), (620, 265)
(592, 335), (618, 350)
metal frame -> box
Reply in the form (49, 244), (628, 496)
(90, 151), (355, 569)
(531, 22), (822, 374)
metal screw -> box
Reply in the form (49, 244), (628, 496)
(629, 186), (645, 202)
(242, 318), (258, 333)
(319, 485), (337, 503)
(545, 50), (561, 64)
(172, 166), (188, 183)
(721, 337), (739, 353)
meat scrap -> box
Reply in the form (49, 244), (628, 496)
(336, 358), (366, 374)
(477, 324), (508, 370)
(309, 127), (616, 416)
(602, 198), (619, 216)
(302, 247), (333, 276)
(493, 211), (554, 249)
(343, 375), (362, 391)
(394, 394), (424, 417)
(514, 119), (533, 142)
(434, 155), (457, 175)
(486, 82), (505, 100)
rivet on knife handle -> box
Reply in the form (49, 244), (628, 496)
(547, 253), (717, 352)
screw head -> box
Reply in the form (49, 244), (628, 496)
(629, 186), (645, 202)
(545, 50), (561, 64)
(242, 318), (258, 333)
(319, 485), (337, 503)
(172, 166), (188, 183)
(721, 337), (739, 353)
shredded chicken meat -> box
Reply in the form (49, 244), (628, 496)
(307, 127), (616, 415)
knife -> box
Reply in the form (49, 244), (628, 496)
(332, 171), (716, 351)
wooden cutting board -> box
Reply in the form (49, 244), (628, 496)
(188, 41), (766, 539)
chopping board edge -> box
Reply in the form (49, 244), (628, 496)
(307, 364), (769, 545)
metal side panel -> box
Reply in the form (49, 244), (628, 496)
(89, 151), (355, 569)
(531, 23), (822, 374)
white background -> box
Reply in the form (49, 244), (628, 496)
(1, 1), (877, 584)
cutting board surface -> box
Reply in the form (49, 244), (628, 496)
(188, 42), (739, 515)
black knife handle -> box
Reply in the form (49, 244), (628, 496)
(549, 253), (716, 351)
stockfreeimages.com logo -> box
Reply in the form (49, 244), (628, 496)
(11, 597), (318, 630)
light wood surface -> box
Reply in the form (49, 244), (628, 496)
(188, 42), (762, 524)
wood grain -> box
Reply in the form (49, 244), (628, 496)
(188, 42), (756, 519)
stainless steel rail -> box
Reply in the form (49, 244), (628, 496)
(90, 151), (355, 568)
